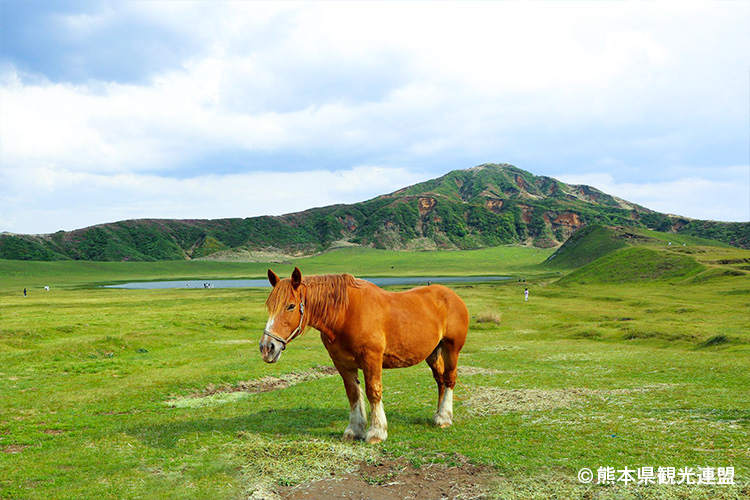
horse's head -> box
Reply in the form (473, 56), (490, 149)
(259, 267), (305, 363)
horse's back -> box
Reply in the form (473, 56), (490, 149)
(385, 283), (468, 335)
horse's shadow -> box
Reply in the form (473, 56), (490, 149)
(126, 406), (432, 449)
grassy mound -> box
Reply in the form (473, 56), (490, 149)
(558, 246), (705, 284)
(545, 225), (627, 269)
(545, 224), (741, 286)
(546, 225), (727, 270)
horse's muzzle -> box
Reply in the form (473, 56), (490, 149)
(259, 336), (283, 363)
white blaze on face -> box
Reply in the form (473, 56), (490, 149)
(260, 313), (284, 364)
(264, 316), (275, 333)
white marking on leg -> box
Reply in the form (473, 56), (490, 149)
(434, 387), (453, 428)
(344, 384), (367, 441)
(366, 400), (388, 444)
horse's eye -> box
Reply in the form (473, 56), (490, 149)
(287, 304), (296, 311)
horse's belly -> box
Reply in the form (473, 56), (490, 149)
(382, 337), (439, 369)
(382, 353), (425, 369)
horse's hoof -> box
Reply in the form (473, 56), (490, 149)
(365, 428), (387, 444)
(433, 414), (452, 428)
(343, 429), (365, 442)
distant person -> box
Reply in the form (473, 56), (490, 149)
(23, 288), (27, 297)
(524, 288), (529, 302)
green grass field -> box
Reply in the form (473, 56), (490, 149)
(0, 245), (556, 291)
(1, 243), (748, 499)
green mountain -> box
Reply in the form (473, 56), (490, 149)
(1, 163), (748, 261)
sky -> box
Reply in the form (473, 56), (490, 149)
(1, 0), (748, 235)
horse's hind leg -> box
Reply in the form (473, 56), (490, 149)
(434, 340), (459, 428)
(426, 343), (446, 418)
(334, 362), (367, 441)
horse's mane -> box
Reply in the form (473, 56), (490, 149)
(265, 273), (361, 333)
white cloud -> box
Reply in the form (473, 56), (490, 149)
(557, 169), (750, 222)
(1, 1), (748, 233)
(0, 165), (427, 234)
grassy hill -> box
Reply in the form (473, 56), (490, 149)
(547, 225), (748, 285)
(558, 246), (706, 284)
(546, 225), (729, 269)
(2, 163), (748, 261)
(544, 225), (629, 269)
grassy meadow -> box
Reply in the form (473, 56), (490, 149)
(0, 245), (555, 291)
(1, 243), (748, 499)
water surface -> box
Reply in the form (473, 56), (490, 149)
(104, 276), (512, 289)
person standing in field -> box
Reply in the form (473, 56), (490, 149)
(524, 288), (529, 301)
(23, 288), (27, 297)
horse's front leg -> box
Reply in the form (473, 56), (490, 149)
(333, 362), (367, 441)
(362, 357), (387, 444)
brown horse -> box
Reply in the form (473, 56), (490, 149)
(259, 267), (469, 444)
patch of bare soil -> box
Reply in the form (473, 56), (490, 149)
(199, 365), (338, 397)
(273, 455), (495, 500)
(42, 429), (67, 435)
(1, 444), (29, 454)
(166, 366), (340, 408)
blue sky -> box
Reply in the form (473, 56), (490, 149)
(1, 0), (748, 234)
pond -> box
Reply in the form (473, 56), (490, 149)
(103, 276), (513, 290)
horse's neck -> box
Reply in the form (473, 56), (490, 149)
(315, 322), (336, 343)
(304, 279), (351, 342)
(306, 305), (336, 342)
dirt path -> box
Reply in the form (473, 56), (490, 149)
(274, 455), (495, 500)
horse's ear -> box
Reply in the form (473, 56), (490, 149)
(268, 269), (280, 287)
(291, 267), (302, 290)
